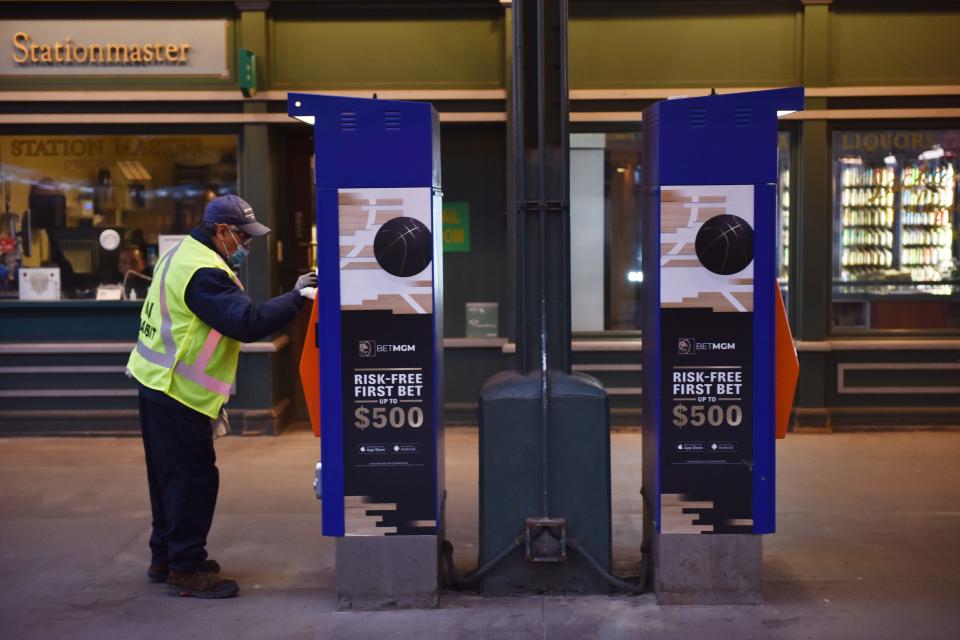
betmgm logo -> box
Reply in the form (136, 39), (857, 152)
(359, 339), (417, 357)
(679, 338), (736, 355)
(359, 340), (376, 358)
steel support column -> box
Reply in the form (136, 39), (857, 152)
(512, 0), (571, 375)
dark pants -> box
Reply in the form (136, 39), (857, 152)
(138, 386), (219, 572)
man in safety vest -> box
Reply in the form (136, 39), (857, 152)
(127, 195), (317, 599)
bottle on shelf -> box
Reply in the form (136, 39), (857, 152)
(838, 159), (898, 281)
(899, 157), (957, 282)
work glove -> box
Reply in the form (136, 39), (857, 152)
(294, 271), (318, 299)
(211, 407), (231, 440)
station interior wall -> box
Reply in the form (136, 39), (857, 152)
(1, 0), (959, 432)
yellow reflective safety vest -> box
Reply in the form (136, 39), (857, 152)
(127, 236), (242, 419)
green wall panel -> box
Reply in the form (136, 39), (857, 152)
(829, 9), (960, 86)
(569, 10), (801, 89)
(440, 125), (507, 338)
(270, 17), (504, 89)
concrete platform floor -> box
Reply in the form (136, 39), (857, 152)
(0, 428), (958, 639)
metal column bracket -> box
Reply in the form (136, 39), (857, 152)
(525, 517), (567, 562)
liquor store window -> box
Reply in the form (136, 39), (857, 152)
(832, 129), (960, 331)
(776, 130), (791, 311)
(0, 134), (238, 302)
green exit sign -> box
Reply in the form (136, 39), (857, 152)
(442, 202), (470, 252)
(238, 48), (257, 97)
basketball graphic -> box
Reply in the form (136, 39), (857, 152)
(373, 216), (433, 278)
(694, 214), (754, 275)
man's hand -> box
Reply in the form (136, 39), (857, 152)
(294, 271), (318, 295)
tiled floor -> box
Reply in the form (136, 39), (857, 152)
(0, 428), (957, 639)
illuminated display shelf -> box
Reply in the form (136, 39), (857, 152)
(778, 166), (790, 280)
(838, 165), (896, 277)
(836, 156), (958, 285)
(899, 161), (956, 282)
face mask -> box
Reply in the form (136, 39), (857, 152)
(224, 230), (250, 269)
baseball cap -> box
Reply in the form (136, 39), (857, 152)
(202, 194), (271, 237)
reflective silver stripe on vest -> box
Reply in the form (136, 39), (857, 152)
(135, 239), (235, 397)
(135, 240), (183, 369)
(173, 328), (232, 396)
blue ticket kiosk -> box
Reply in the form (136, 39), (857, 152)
(641, 88), (802, 603)
(288, 94), (443, 606)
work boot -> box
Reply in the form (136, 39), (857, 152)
(167, 570), (239, 599)
(148, 559), (221, 583)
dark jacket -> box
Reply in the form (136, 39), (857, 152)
(183, 227), (304, 343)
(139, 228), (303, 408)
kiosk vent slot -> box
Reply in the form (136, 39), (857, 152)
(384, 111), (402, 131)
(340, 112), (357, 132)
(689, 107), (707, 128)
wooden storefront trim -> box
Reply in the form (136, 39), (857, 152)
(2, 85), (958, 104)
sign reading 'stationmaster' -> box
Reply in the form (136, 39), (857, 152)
(0, 20), (229, 77)
(339, 187), (439, 536)
(660, 184), (755, 534)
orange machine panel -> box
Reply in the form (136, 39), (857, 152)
(774, 285), (799, 439)
(299, 297), (321, 437)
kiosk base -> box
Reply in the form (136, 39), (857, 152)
(335, 535), (439, 610)
(653, 533), (762, 604)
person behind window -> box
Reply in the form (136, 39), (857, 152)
(0, 252), (17, 291)
(0, 211), (20, 292)
(117, 245), (150, 300)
